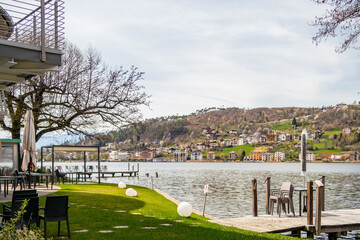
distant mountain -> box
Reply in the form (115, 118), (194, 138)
(73, 105), (358, 150)
(36, 134), (80, 148)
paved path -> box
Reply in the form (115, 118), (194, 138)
(0, 184), (61, 203)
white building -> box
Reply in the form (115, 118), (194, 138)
(190, 151), (203, 160)
(261, 153), (273, 162)
(118, 152), (128, 161)
(174, 151), (187, 162)
(298, 151), (316, 161)
(238, 137), (247, 145)
(278, 134), (286, 142)
(274, 151), (286, 162)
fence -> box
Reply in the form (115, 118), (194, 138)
(0, 0), (65, 53)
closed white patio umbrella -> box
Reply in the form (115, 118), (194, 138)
(21, 110), (37, 171)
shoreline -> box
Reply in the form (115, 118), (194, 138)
(154, 188), (217, 220)
(40, 160), (360, 163)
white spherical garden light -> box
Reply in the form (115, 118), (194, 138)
(177, 202), (192, 217)
(126, 188), (137, 197)
(118, 182), (126, 189)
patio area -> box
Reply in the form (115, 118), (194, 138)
(0, 183), (60, 203)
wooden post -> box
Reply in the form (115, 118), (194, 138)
(203, 193), (207, 216)
(252, 178), (258, 217)
(315, 180), (324, 236)
(265, 177), (271, 215)
(320, 176), (325, 211)
(307, 180), (313, 225)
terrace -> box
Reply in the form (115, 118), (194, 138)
(0, 0), (64, 90)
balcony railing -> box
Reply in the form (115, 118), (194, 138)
(0, 0), (65, 53)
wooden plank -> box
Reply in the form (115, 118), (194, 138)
(209, 209), (360, 234)
(307, 180), (313, 225)
(315, 182), (323, 235)
(265, 177), (270, 215)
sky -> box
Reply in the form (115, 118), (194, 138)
(2, 0), (360, 144)
(64, 0), (360, 120)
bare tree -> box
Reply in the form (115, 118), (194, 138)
(0, 43), (150, 141)
(312, 0), (360, 52)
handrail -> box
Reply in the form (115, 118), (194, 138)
(13, 0), (51, 27)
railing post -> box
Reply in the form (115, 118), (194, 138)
(320, 176), (325, 211)
(265, 177), (271, 214)
(252, 178), (258, 217)
(33, 15), (36, 45)
(315, 180), (324, 236)
(40, 0), (46, 62)
(307, 180), (313, 225)
(54, 0), (58, 49)
(83, 151), (86, 182)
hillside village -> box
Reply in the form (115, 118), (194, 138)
(101, 126), (360, 163)
(42, 104), (360, 163)
(94, 104), (360, 163)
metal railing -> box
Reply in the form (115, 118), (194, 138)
(0, 0), (64, 52)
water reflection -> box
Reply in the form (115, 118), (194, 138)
(40, 162), (360, 218)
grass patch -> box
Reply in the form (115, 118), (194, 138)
(1, 184), (296, 239)
(312, 139), (334, 149)
(204, 144), (255, 158)
(221, 145), (254, 156)
(323, 128), (341, 136)
(271, 121), (293, 132)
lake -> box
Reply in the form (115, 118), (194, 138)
(39, 162), (360, 218)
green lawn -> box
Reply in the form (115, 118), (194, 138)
(1, 184), (296, 240)
(271, 121), (293, 132)
(312, 139), (334, 149)
(221, 145), (254, 156)
(204, 144), (255, 158)
(323, 128), (341, 136)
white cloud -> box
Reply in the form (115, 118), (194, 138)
(65, 0), (360, 118)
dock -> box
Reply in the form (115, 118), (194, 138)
(100, 171), (139, 177)
(209, 209), (360, 238)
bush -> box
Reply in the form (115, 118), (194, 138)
(0, 200), (44, 240)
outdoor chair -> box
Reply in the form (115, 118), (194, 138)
(2, 190), (38, 222)
(269, 182), (295, 217)
(0, 198), (24, 229)
(19, 196), (40, 229)
(39, 195), (70, 239)
(279, 184), (295, 217)
(1, 196), (39, 229)
(12, 170), (25, 190)
(55, 169), (67, 184)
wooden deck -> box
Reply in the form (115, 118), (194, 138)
(209, 209), (360, 235)
(100, 171), (138, 177)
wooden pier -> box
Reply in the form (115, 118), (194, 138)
(209, 209), (360, 238)
(100, 171), (138, 177)
(210, 209), (360, 233)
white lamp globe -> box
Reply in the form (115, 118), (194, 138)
(126, 188), (137, 197)
(118, 182), (126, 189)
(177, 202), (192, 217)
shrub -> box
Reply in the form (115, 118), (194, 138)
(0, 200), (44, 240)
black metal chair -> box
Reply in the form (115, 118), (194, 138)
(12, 170), (25, 190)
(2, 190), (37, 221)
(55, 169), (66, 184)
(1, 196), (39, 229)
(39, 195), (70, 239)
(18, 196), (40, 229)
